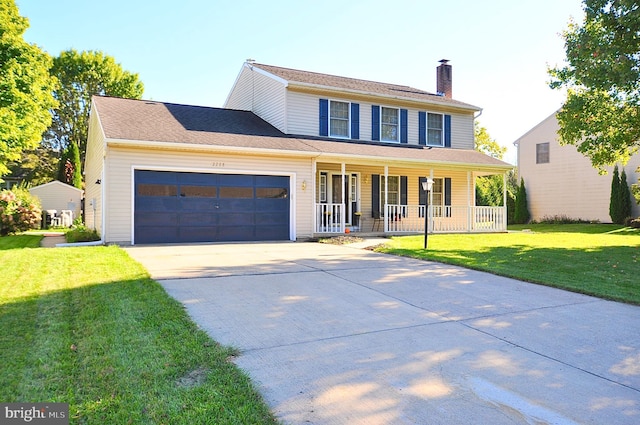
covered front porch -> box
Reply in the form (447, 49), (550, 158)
(312, 160), (508, 236)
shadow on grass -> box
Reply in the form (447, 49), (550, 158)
(381, 243), (640, 305)
(0, 277), (277, 425)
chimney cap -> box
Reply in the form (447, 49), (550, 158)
(439, 59), (450, 64)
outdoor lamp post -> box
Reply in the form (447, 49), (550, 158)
(422, 178), (434, 249)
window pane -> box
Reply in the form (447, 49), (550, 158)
(381, 124), (398, 141)
(219, 187), (253, 198)
(330, 119), (349, 137)
(428, 129), (442, 145)
(330, 101), (349, 119)
(256, 187), (288, 198)
(180, 185), (217, 198)
(138, 184), (177, 197)
(427, 113), (442, 129)
(382, 107), (398, 124)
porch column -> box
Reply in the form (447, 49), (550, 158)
(341, 163), (346, 231)
(467, 171), (472, 232)
(312, 158), (317, 234)
(384, 165), (388, 231)
(503, 172), (508, 230)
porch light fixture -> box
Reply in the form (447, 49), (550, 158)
(301, 180), (307, 191)
(422, 178), (434, 249)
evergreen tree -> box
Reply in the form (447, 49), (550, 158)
(514, 178), (530, 224)
(609, 165), (623, 224)
(620, 168), (632, 222)
(69, 142), (82, 189)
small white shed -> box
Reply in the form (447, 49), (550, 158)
(29, 181), (83, 224)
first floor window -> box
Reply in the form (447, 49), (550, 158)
(381, 107), (399, 142)
(427, 113), (443, 146)
(536, 142), (550, 164)
(330, 101), (349, 138)
(380, 175), (400, 208)
(319, 173), (327, 202)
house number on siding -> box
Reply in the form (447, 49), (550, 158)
(212, 162), (225, 167)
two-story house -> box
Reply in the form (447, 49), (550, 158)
(85, 61), (511, 245)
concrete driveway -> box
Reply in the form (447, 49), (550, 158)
(125, 241), (640, 425)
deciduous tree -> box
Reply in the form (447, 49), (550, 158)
(46, 49), (143, 178)
(0, 0), (56, 179)
(549, 0), (640, 171)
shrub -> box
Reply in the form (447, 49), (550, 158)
(0, 189), (42, 236)
(536, 215), (594, 224)
(65, 225), (100, 243)
(513, 177), (530, 224)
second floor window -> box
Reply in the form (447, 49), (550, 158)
(381, 107), (399, 142)
(330, 101), (349, 138)
(427, 113), (443, 146)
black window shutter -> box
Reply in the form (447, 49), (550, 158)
(400, 109), (408, 143)
(351, 103), (360, 139)
(444, 114), (451, 147)
(371, 174), (380, 217)
(372, 105), (380, 141)
(445, 177), (452, 217)
(319, 99), (329, 136)
(400, 176), (408, 216)
(418, 112), (426, 145)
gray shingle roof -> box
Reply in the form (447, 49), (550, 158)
(250, 63), (480, 111)
(93, 96), (510, 170)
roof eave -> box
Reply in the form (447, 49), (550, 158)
(287, 81), (482, 112)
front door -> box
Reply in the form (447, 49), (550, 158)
(331, 174), (358, 226)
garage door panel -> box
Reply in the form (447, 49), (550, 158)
(137, 213), (178, 226)
(219, 212), (255, 226)
(179, 227), (218, 242)
(178, 213), (218, 226)
(134, 170), (290, 244)
(256, 212), (288, 226)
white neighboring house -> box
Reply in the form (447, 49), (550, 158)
(29, 181), (83, 225)
(514, 111), (640, 223)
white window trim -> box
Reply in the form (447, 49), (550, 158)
(426, 112), (444, 147)
(380, 106), (400, 143)
(380, 175), (400, 210)
(329, 99), (351, 139)
(319, 173), (327, 202)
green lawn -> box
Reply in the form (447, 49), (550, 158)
(0, 236), (277, 424)
(377, 224), (640, 304)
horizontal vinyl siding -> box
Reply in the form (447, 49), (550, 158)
(517, 114), (640, 222)
(104, 146), (313, 244)
(252, 70), (286, 132)
(224, 67), (254, 111)
(449, 112), (474, 149)
(84, 109), (105, 234)
(286, 90), (475, 149)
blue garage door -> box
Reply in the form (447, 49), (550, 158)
(134, 170), (290, 244)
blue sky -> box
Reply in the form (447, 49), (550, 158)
(17, 0), (585, 164)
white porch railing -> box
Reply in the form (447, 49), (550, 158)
(385, 204), (507, 233)
(315, 203), (345, 233)
(314, 204), (506, 234)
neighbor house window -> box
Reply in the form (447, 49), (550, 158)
(329, 101), (349, 138)
(536, 142), (550, 164)
(381, 107), (399, 142)
(427, 113), (443, 146)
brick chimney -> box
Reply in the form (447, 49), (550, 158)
(437, 59), (452, 98)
